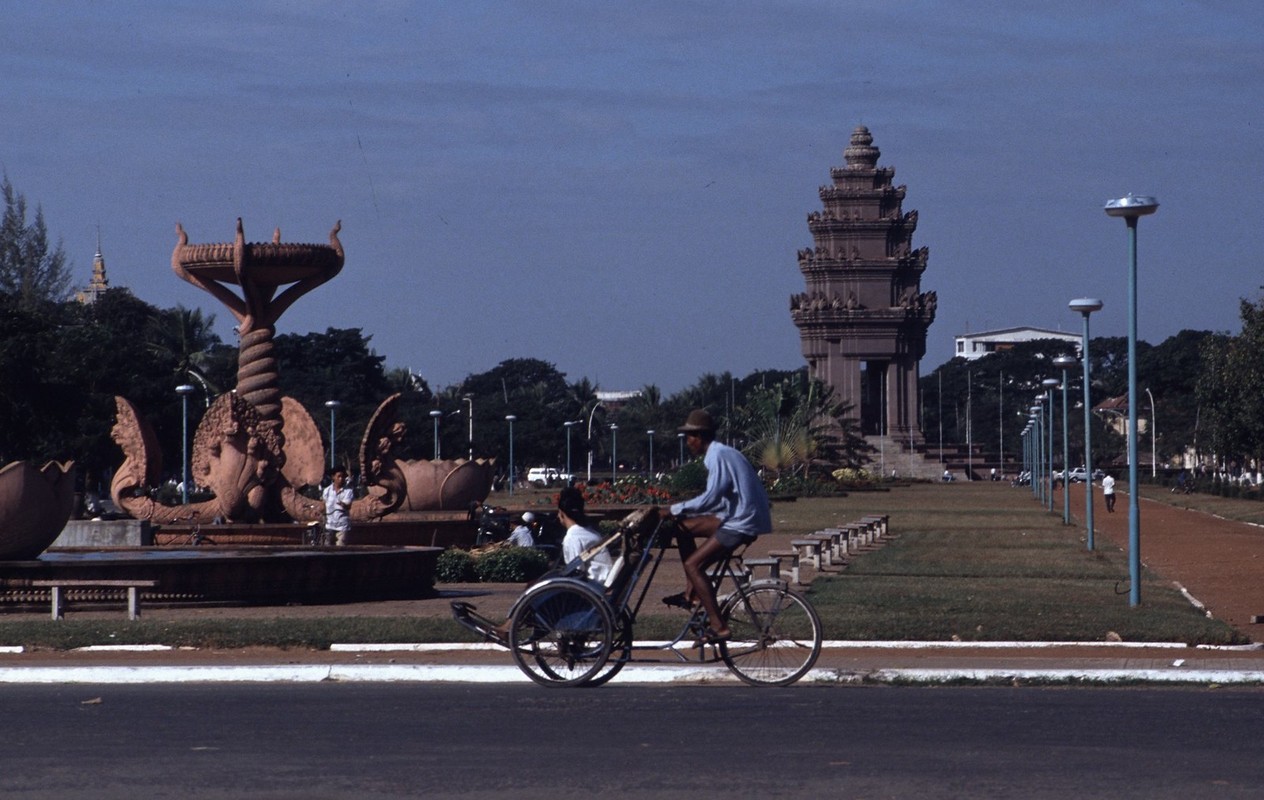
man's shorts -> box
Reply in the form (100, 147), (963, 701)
(714, 527), (758, 551)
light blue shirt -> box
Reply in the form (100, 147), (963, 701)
(670, 441), (771, 536)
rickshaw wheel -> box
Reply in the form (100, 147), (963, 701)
(508, 579), (614, 687)
(719, 583), (822, 686)
(581, 608), (634, 687)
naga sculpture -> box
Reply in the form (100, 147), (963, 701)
(109, 220), (493, 525)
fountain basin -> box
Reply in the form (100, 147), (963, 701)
(0, 545), (439, 607)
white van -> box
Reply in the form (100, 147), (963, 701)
(526, 467), (571, 487)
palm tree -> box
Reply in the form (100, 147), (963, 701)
(145, 305), (222, 404)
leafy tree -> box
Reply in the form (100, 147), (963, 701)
(0, 176), (73, 306)
(145, 305), (224, 397)
(735, 376), (868, 476)
(273, 327), (393, 467)
(1198, 292), (1264, 470)
(446, 358), (581, 474)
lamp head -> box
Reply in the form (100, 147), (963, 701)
(1042, 378), (1060, 389)
(1068, 297), (1103, 315)
(1053, 355), (1078, 369)
(176, 384), (195, 395)
(1104, 194), (1159, 218)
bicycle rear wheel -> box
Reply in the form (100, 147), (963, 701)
(719, 583), (821, 686)
(508, 580), (614, 687)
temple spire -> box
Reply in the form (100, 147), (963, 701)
(75, 226), (112, 304)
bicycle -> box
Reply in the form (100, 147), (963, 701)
(452, 507), (822, 687)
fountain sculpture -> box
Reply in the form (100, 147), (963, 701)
(108, 220), (494, 525)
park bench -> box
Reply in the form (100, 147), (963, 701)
(765, 550), (801, 585)
(32, 579), (158, 621)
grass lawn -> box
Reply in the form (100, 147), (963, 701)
(0, 482), (1246, 649)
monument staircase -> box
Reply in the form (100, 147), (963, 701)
(864, 435), (1020, 481)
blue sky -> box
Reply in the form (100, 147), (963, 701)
(3, 1), (1261, 393)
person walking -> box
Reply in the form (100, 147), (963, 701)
(1102, 472), (1117, 513)
(322, 467), (354, 545)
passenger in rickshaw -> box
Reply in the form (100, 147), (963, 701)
(662, 409), (771, 643)
(557, 487), (614, 584)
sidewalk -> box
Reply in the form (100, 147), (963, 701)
(3, 639), (1264, 685)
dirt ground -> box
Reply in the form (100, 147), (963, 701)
(1066, 482), (1264, 637)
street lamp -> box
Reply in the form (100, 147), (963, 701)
(506, 414), (517, 496)
(1145, 387), (1157, 479)
(176, 384), (195, 504)
(610, 423), (619, 483)
(1031, 402), (1046, 504)
(430, 409), (443, 460)
(324, 400), (341, 470)
(463, 394), (473, 461)
(1106, 193), (1159, 606)
(585, 402), (603, 482)
(646, 429), (655, 478)
(563, 420), (580, 478)
(678, 432), (685, 467)
(1069, 297), (1103, 550)
(1053, 355), (1077, 525)
(1029, 406), (1041, 501)
(1042, 378), (1060, 512)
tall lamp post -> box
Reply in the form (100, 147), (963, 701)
(1145, 387), (1157, 478)
(462, 394), (473, 461)
(1053, 355), (1077, 525)
(678, 432), (685, 467)
(563, 420), (579, 478)
(176, 384), (195, 504)
(585, 402), (603, 482)
(1106, 193), (1159, 606)
(1042, 380), (1060, 512)
(646, 429), (655, 478)
(430, 409), (443, 460)
(1030, 403), (1045, 504)
(505, 414), (517, 496)
(610, 423), (619, 483)
(324, 400), (341, 470)
(1069, 298), (1102, 550)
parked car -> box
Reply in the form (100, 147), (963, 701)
(1053, 466), (1104, 483)
(526, 467), (572, 487)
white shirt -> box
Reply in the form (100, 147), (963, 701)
(562, 523), (614, 584)
(322, 484), (354, 532)
(507, 524), (534, 547)
(1101, 475), (1116, 495)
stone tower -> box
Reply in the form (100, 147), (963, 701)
(790, 126), (936, 439)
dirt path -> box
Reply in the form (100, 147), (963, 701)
(1065, 482), (1264, 638)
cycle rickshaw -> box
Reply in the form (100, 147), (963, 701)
(452, 507), (822, 687)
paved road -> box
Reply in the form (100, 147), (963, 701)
(4, 683), (1263, 799)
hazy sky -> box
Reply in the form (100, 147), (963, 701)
(3, 2), (1261, 393)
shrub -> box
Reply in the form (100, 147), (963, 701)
(667, 461), (708, 496)
(473, 547), (550, 583)
(434, 548), (475, 583)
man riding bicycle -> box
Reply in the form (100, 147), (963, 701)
(663, 409), (771, 643)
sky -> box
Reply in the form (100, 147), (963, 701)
(2, 1), (1261, 395)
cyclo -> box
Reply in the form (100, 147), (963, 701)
(452, 506), (822, 687)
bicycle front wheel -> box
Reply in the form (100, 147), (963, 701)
(508, 580), (613, 687)
(719, 584), (822, 686)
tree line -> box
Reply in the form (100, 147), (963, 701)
(4, 175), (1261, 487)
(921, 297), (1264, 477)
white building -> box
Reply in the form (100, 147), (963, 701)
(953, 327), (1080, 361)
